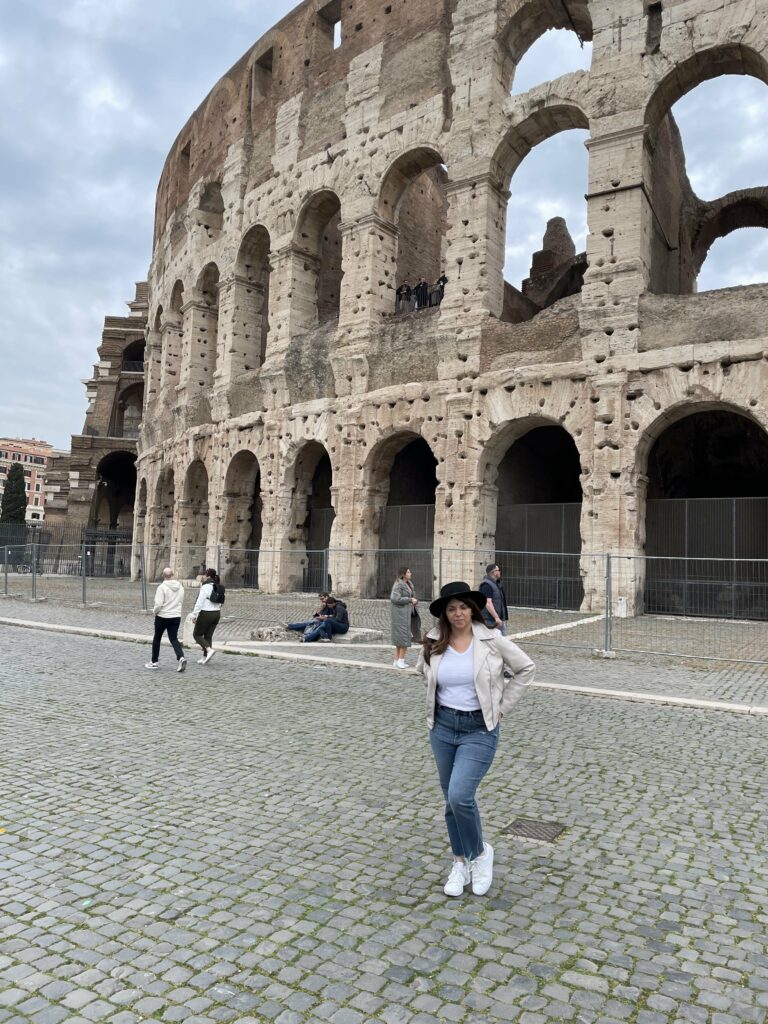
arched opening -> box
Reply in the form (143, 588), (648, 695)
(697, 227), (768, 291)
(499, 0), (593, 92)
(122, 339), (145, 372)
(180, 459), (210, 578)
(134, 477), (148, 570)
(378, 149), (450, 313)
(88, 451), (137, 576)
(510, 28), (592, 95)
(234, 225), (271, 369)
(645, 50), (768, 294)
(284, 442), (335, 591)
(111, 382), (143, 440)
(644, 408), (768, 618)
(190, 263), (220, 387)
(361, 432), (438, 597)
(493, 108), (589, 323)
(162, 281), (185, 387)
(221, 450), (262, 587)
(294, 191), (343, 328)
(487, 423), (582, 608)
(152, 467), (175, 578)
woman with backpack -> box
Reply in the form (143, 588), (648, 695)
(191, 567), (225, 664)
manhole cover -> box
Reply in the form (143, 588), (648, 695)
(502, 817), (566, 842)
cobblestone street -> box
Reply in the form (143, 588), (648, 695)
(1, 624), (767, 1024)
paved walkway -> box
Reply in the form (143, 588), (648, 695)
(2, 597), (768, 708)
(1, 624), (767, 1024)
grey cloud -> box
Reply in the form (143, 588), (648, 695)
(2, 7), (767, 449)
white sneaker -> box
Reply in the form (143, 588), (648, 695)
(397, 659), (408, 669)
(204, 649), (217, 663)
(177, 657), (187, 673)
(470, 842), (494, 895)
(197, 657), (206, 664)
(144, 662), (158, 670)
(443, 859), (470, 897)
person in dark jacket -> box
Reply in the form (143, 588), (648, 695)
(301, 596), (349, 643)
(478, 564), (508, 634)
(414, 277), (430, 309)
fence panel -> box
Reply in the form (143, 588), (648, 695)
(609, 554), (768, 662)
(438, 549), (605, 651)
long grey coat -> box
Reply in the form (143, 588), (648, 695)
(390, 579), (419, 647)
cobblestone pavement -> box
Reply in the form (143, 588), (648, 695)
(8, 573), (768, 666)
(1, 624), (767, 1024)
(3, 598), (768, 707)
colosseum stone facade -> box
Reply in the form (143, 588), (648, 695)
(134, 0), (768, 611)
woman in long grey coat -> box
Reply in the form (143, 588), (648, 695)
(390, 566), (420, 669)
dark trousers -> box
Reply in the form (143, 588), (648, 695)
(152, 616), (184, 663)
(193, 610), (220, 651)
(303, 620), (349, 642)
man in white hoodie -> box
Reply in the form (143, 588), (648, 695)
(145, 567), (187, 672)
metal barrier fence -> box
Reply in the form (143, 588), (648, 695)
(3, 542), (768, 664)
(608, 554), (768, 663)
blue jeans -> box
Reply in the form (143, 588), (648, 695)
(429, 704), (499, 860)
(302, 620), (349, 642)
(287, 620), (318, 632)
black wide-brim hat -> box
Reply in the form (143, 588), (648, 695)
(429, 581), (486, 618)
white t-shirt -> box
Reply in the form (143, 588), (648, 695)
(436, 641), (481, 711)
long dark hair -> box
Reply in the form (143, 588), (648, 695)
(422, 599), (484, 664)
(205, 567), (221, 586)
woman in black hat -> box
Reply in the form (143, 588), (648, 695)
(417, 581), (535, 897)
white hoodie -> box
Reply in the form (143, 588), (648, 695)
(153, 579), (185, 618)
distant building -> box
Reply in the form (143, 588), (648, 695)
(44, 283), (147, 539)
(0, 438), (66, 523)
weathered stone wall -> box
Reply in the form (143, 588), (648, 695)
(134, 0), (768, 608)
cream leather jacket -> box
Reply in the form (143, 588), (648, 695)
(416, 621), (536, 730)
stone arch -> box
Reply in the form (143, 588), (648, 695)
(636, 401), (768, 617)
(492, 103), (590, 192)
(293, 189), (343, 327)
(279, 440), (335, 591)
(150, 465), (175, 578)
(359, 429), (438, 596)
(161, 281), (185, 388)
(90, 450), (137, 533)
(498, 0), (593, 92)
(644, 44), (768, 139)
(377, 147), (450, 310)
(220, 450), (262, 586)
(234, 224), (271, 369)
(492, 103), (590, 321)
(481, 417), (583, 608)
(188, 262), (220, 387)
(111, 381), (144, 440)
(179, 458), (210, 577)
(692, 190), (768, 279)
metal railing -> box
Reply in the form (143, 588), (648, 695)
(3, 542), (768, 665)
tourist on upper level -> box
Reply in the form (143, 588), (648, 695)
(432, 270), (448, 305)
(395, 279), (413, 313)
(414, 277), (430, 309)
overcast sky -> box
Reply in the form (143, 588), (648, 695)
(2, 6), (767, 450)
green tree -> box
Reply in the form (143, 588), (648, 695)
(0, 462), (27, 523)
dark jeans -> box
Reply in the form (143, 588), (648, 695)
(151, 616), (184, 663)
(193, 610), (220, 651)
(302, 620), (349, 642)
(429, 704), (499, 860)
